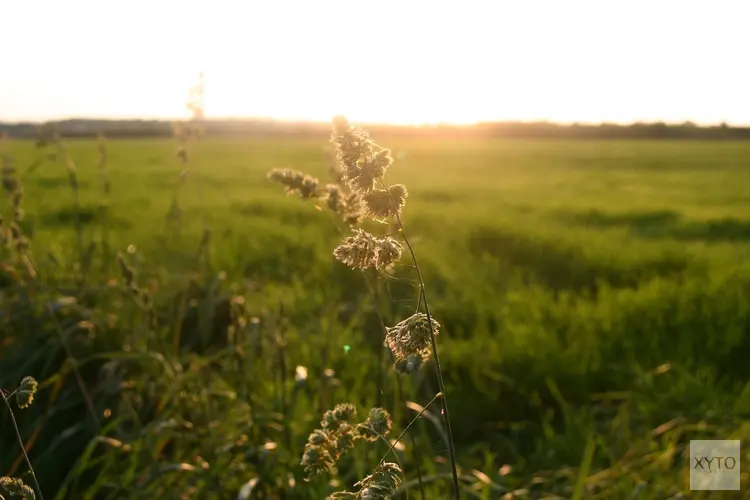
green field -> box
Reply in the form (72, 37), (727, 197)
(2, 135), (750, 498)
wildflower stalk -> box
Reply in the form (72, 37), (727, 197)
(1, 137), (37, 279)
(1, 384), (44, 500)
(362, 273), (426, 498)
(380, 178), (461, 499)
(270, 117), (457, 498)
(330, 215), (427, 498)
(167, 72), (204, 241)
(327, 116), (459, 497)
(372, 392), (442, 477)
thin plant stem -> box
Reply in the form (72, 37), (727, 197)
(363, 426), (410, 500)
(0, 388), (45, 500)
(380, 179), (461, 499)
(362, 271), (426, 499)
(374, 391), (442, 472)
(327, 211), (427, 498)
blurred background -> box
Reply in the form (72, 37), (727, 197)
(1, 1), (749, 498)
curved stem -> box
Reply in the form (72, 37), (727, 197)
(329, 209), (427, 498)
(380, 180), (461, 499)
(374, 391), (442, 470)
(362, 426), (409, 499)
(1, 389), (45, 500)
(363, 272), (426, 499)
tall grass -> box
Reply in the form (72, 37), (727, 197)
(268, 116), (462, 498)
(1, 117), (750, 498)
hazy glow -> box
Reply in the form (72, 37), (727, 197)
(1, 0), (749, 125)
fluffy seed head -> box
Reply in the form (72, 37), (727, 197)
(301, 444), (335, 479)
(357, 407), (392, 442)
(334, 423), (357, 456)
(267, 168), (320, 199)
(366, 408), (392, 436)
(368, 149), (393, 176)
(307, 429), (330, 447)
(346, 149), (393, 194)
(16, 376), (38, 409)
(321, 402), (357, 431)
(332, 403), (358, 422)
(330, 117), (392, 194)
(385, 313), (441, 364)
(322, 184), (363, 226)
(324, 184), (344, 213)
(362, 184), (408, 222)
(342, 193), (364, 226)
(0, 476), (36, 499)
(302, 402), (366, 481)
(355, 462), (403, 499)
(331, 117), (374, 176)
(333, 229), (403, 271)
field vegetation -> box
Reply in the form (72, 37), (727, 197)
(1, 125), (750, 498)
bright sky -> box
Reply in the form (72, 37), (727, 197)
(1, 0), (748, 125)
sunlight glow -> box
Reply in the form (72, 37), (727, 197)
(1, 0), (749, 125)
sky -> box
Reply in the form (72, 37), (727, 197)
(1, 0), (749, 126)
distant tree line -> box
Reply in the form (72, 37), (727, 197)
(1, 118), (749, 140)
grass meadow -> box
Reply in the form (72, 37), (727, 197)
(2, 133), (750, 499)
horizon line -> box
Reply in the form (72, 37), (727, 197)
(1, 115), (748, 129)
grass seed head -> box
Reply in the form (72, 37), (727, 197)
(332, 402), (358, 422)
(0, 476), (36, 499)
(355, 462), (403, 499)
(374, 237), (403, 270)
(331, 116), (393, 194)
(331, 116), (374, 176)
(334, 423), (357, 456)
(303, 403), (364, 480)
(307, 429), (331, 447)
(362, 184), (408, 222)
(324, 183), (344, 212)
(333, 229), (403, 271)
(16, 376), (38, 409)
(321, 402), (357, 432)
(267, 168), (320, 199)
(357, 407), (392, 442)
(385, 313), (440, 364)
(301, 443), (335, 479)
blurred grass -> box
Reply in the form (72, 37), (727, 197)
(2, 136), (750, 498)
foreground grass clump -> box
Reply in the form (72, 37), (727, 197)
(0, 127), (749, 498)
